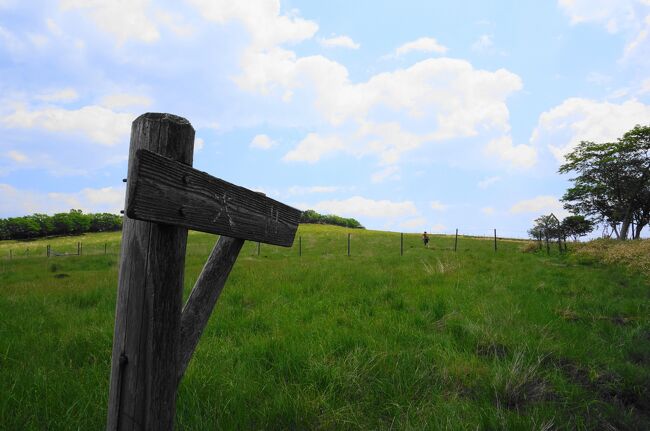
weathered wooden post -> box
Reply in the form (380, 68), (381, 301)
(454, 229), (458, 252)
(347, 233), (351, 256)
(107, 113), (195, 431)
(106, 113), (300, 430)
(494, 229), (497, 252)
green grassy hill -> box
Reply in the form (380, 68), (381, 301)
(1, 225), (649, 429)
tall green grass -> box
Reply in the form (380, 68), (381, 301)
(0, 225), (648, 429)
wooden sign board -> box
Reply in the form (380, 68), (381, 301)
(126, 149), (301, 247)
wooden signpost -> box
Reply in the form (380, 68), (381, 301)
(106, 113), (301, 430)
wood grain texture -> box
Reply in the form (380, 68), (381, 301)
(177, 235), (244, 385)
(126, 149), (301, 247)
(107, 113), (194, 431)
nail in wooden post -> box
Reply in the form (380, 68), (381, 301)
(494, 229), (497, 252)
(400, 233), (403, 256)
(454, 229), (458, 252)
(347, 233), (351, 256)
(106, 113), (194, 431)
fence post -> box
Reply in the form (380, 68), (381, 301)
(347, 233), (351, 256)
(47, 245), (50, 258)
(545, 234), (550, 255)
(299, 236), (302, 257)
(454, 229), (458, 252)
(106, 113), (194, 431)
(494, 229), (497, 252)
(105, 243), (107, 255)
(400, 233), (403, 256)
(9, 249), (11, 260)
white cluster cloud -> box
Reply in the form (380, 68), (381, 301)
(472, 34), (493, 52)
(100, 93), (152, 109)
(249, 134), (277, 150)
(485, 135), (537, 168)
(35, 88), (79, 103)
(0, 183), (125, 216)
(478, 176), (501, 189)
(371, 166), (400, 183)
(60, 0), (160, 44)
(188, 0), (318, 50)
(2, 105), (133, 146)
(430, 200), (448, 211)
(394, 37), (448, 57)
(558, 0), (644, 33)
(558, 0), (650, 61)
(182, 2), (526, 168)
(319, 35), (360, 49)
(531, 97), (650, 162)
(283, 133), (344, 163)
(399, 217), (428, 229)
(6, 150), (28, 163)
(267, 58), (525, 165)
(509, 195), (569, 218)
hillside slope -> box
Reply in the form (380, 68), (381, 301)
(0, 225), (648, 429)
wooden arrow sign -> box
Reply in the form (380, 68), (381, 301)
(126, 149), (301, 247)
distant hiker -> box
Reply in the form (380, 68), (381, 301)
(422, 231), (429, 248)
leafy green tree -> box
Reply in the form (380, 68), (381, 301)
(89, 213), (122, 232)
(528, 214), (561, 242)
(4, 217), (40, 239)
(28, 213), (54, 237)
(560, 215), (594, 241)
(299, 209), (364, 229)
(559, 124), (650, 240)
(0, 219), (8, 240)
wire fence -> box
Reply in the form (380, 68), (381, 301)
(0, 228), (558, 262)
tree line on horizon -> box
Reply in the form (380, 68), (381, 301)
(530, 124), (650, 243)
(0, 210), (122, 240)
(0, 208), (363, 241)
(300, 209), (364, 229)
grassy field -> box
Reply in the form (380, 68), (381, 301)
(0, 224), (649, 430)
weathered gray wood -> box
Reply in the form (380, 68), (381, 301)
(126, 149), (301, 247)
(177, 235), (244, 385)
(107, 113), (194, 431)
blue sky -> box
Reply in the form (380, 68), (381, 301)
(1, 0), (650, 237)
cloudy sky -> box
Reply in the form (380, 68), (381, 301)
(1, 0), (649, 237)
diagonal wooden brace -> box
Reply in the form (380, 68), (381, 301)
(177, 235), (245, 386)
